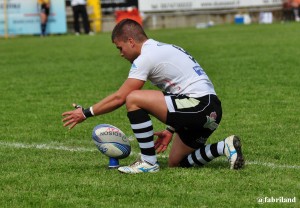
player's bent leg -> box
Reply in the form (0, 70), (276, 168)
(171, 133), (227, 168)
(119, 109), (158, 174)
(125, 90), (168, 123)
(126, 108), (157, 165)
(168, 134), (196, 167)
(120, 90), (167, 174)
(174, 134), (245, 169)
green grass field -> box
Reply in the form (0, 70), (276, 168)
(1, 23), (299, 207)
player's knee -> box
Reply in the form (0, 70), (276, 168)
(168, 161), (180, 167)
(168, 156), (181, 167)
(125, 90), (140, 110)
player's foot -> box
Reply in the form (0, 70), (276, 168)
(118, 159), (159, 174)
(224, 135), (244, 170)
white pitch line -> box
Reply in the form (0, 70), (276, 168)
(0, 141), (96, 152)
(1, 141), (299, 169)
(245, 161), (300, 169)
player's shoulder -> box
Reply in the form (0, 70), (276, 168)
(143, 39), (172, 48)
(142, 39), (159, 51)
(141, 39), (171, 57)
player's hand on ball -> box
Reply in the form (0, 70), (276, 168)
(62, 103), (86, 129)
(154, 130), (173, 153)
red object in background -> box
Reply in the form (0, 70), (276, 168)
(115, 8), (143, 26)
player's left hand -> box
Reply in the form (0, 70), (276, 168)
(154, 130), (173, 153)
(62, 103), (86, 129)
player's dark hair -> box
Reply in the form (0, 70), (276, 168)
(111, 19), (148, 43)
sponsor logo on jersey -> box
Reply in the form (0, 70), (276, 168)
(131, 63), (138, 70)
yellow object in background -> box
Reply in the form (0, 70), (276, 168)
(37, 0), (50, 4)
(87, 0), (102, 32)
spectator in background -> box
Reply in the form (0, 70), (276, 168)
(38, 0), (50, 36)
(71, 0), (94, 35)
(291, 0), (300, 21)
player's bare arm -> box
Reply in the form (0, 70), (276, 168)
(62, 78), (145, 129)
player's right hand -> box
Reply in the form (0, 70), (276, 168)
(62, 103), (86, 129)
(154, 130), (173, 153)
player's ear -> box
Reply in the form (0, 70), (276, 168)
(128, 38), (135, 47)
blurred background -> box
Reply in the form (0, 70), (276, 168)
(0, 0), (298, 36)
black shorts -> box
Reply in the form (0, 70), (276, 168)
(164, 93), (222, 149)
(40, 4), (50, 16)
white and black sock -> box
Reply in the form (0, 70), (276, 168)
(180, 141), (224, 167)
(127, 109), (157, 165)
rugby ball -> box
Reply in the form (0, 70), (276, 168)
(92, 124), (131, 159)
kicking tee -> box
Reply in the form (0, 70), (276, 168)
(128, 39), (216, 97)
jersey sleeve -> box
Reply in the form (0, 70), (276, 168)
(128, 54), (153, 81)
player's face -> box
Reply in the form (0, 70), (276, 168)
(114, 39), (139, 63)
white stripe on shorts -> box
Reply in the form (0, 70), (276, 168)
(164, 94), (214, 114)
(165, 96), (175, 112)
